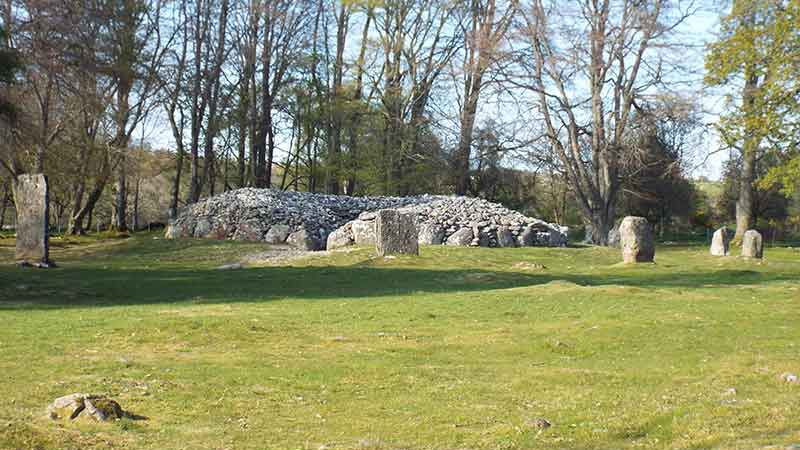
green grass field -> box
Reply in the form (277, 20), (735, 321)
(1, 233), (799, 449)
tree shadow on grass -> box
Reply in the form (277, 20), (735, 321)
(0, 262), (795, 310)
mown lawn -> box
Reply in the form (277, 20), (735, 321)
(1, 233), (799, 449)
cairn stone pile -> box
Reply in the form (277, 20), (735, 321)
(167, 188), (567, 250)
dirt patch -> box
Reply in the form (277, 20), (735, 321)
(240, 245), (333, 266)
(512, 261), (547, 271)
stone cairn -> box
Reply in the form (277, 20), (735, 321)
(375, 209), (419, 256)
(619, 216), (655, 263)
(741, 229), (763, 259)
(13, 174), (55, 268)
(167, 188), (568, 251)
(710, 226), (732, 256)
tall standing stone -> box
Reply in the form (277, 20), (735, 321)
(619, 216), (655, 263)
(710, 226), (731, 256)
(13, 174), (53, 266)
(741, 229), (763, 259)
(375, 209), (419, 256)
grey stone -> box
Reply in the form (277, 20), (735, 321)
(232, 221), (263, 241)
(287, 229), (323, 251)
(549, 229), (567, 247)
(741, 229), (763, 259)
(519, 226), (536, 246)
(47, 394), (133, 422)
(619, 216), (655, 263)
(375, 209), (419, 256)
(446, 227), (473, 246)
(525, 418), (551, 429)
(477, 230), (491, 247)
(217, 263), (243, 270)
(497, 227), (517, 247)
(418, 223), (445, 245)
(583, 224), (594, 244)
(264, 224), (291, 244)
(193, 218), (213, 238)
(12, 174), (51, 265)
(326, 226), (354, 250)
(607, 225), (621, 248)
(351, 220), (376, 246)
(710, 226), (731, 256)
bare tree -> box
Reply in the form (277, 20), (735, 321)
(453, 0), (516, 195)
(517, 0), (693, 244)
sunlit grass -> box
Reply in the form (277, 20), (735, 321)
(1, 233), (799, 449)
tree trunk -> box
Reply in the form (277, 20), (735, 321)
(735, 145), (756, 238)
(113, 163), (128, 232)
(169, 144), (184, 220)
(132, 177), (140, 231)
(72, 150), (110, 235)
(734, 62), (761, 239)
(0, 180), (8, 229)
(326, 4), (349, 195)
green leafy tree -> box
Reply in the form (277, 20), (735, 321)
(705, 0), (800, 238)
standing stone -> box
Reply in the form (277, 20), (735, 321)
(13, 174), (53, 266)
(326, 226), (354, 250)
(519, 226), (537, 246)
(741, 229), (763, 259)
(619, 216), (655, 263)
(549, 229), (567, 247)
(607, 225), (621, 248)
(375, 209), (419, 256)
(710, 226), (731, 256)
(497, 226), (517, 247)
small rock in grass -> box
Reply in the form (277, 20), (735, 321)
(217, 263), (243, 270)
(781, 372), (799, 383)
(48, 393), (143, 422)
(525, 417), (551, 429)
(723, 387), (737, 396)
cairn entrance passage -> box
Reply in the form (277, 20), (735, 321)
(166, 188), (568, 251)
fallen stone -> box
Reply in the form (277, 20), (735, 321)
(446, 227), (473, 246)
(264, 224), (291, 244)
(375, 209), (419, 256)
(710, 226), (732, 256)
(619, 216), (655, 263)
(741, 229), (763, 259)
